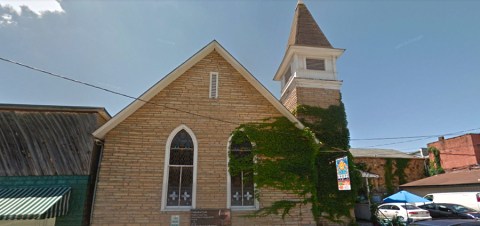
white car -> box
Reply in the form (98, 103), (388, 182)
(377, 203), (432, 222)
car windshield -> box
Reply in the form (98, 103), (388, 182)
(450, 204), (477, 213)
(401, 204), (419, 210)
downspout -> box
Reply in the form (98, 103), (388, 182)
(89, 138), (105, 225)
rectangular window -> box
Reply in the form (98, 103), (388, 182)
(209, 72), (218, 99)
(306, 58), (325, 71)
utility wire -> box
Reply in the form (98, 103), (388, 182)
(1, 56), (478, 149)
(359, 127), (480, 148)
(0, 56), (238, 126)
(352, 127), (480, 141)
(1, 56), (349, 153)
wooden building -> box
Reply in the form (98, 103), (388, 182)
(0, 104), (110, 226)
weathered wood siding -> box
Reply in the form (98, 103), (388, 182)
(0, 110), (100, 176)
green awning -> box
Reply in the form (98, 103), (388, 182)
(0, 187), (71, 220)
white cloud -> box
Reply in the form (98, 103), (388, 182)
(0, 13), (15, 25)
(0, 0), (64, 16)
(395, 35), (424, 49)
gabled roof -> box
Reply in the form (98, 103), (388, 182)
(93, 40), (304, 139)
(400, 170), (480, 187)
(287, 1), (333, 48)
(0, 104), (110, 176)
(350, 148), (423, 159)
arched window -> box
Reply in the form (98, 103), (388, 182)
(162, 126), (197, 210)
(228, 133), (255, 209)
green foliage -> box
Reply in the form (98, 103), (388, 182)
(296, 104), (350, 150)
(384, 158), (410, 195)
(395, 158), (409, 185)
(384, 159), (394, 195)
(297, 102), (360, 222)
(428, 147), (444, 176)
(229, 98), (359, 224)
(230, 117), (320, 219)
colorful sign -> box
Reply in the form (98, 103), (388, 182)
(336, 156), (351, 190)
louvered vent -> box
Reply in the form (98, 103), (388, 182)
(306, 58), (325, 71)
(209, 72), (218, 99)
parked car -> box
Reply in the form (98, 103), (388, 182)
(410, 219), (480, 226)
(377, 203), (432, 222)
(418, 203), (480, 219)
(424, 192), (480, 211)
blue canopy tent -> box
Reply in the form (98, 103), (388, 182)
(383, 190), (430, 203)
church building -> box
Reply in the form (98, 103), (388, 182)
(90, 1), (345, 225)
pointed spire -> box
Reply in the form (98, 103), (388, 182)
(287, 1), (333, 48)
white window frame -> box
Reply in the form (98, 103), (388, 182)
(161, 125), (198, 211)
(209, 72), (219, 99)
(226, 135), (259, 211)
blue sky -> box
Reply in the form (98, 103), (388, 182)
(0, 0), (479, 152)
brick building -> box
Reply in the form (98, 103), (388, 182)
(428, 134), (480, 172)
(91, 1), (346, 225)
(350, 148), (426, 195)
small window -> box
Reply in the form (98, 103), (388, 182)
(306, 58), (325, 71)
(424, 195), (433, 201)
(209, 72), (218, 99)
(229, 132), (255, 208)
(379, 205), (390, 210)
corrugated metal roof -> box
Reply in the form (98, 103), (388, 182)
(0, 187), (71, 220)
(401, 170), (480, 187)
(0, 104), (109, 176)
(350, 148), (421, 159)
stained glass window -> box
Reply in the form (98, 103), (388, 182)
(166, 129), (194, 207)
(230, 135), (255, 207)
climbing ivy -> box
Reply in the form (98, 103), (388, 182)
(230, 117), (320, 219)
(395, 158), (409, 185)
(229, 98), (361, 224)
(297, 102), (361, 222)
(384, 158), (410, 195)
(428, 147), (444, 176)
(384, 159), (394, 194)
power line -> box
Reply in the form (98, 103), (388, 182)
(0, 56), (238, 126)
(0, 56), (344, 153)
(1, 56), (478, 150)
(358, 127), (480, 148)
(351, 127), (480, 141)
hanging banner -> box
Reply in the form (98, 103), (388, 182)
(336, 156), (351, 190)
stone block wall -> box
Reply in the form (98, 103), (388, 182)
(354, 157), (426, 193)
(91, 51), (315, 226)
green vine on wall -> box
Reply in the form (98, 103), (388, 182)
(229, 98), (361, 224)
(395, 158), (409, 185)
(384, 158), (410, 195)
(428, 147), (444, 176)
(384, 159), (394, 194)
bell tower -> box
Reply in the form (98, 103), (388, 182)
(274, 0), (344, 113)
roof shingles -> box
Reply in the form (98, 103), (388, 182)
(287, 2), (333, 48)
